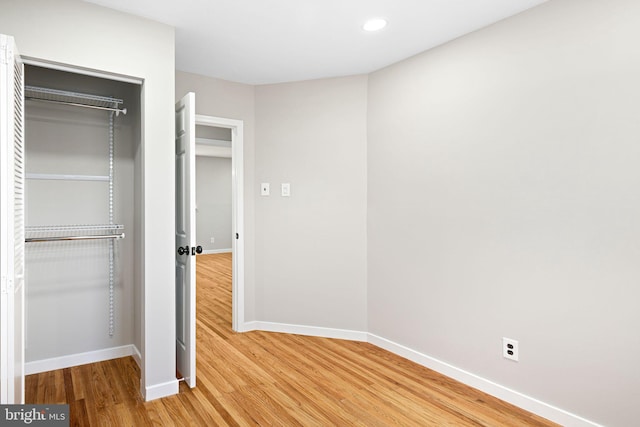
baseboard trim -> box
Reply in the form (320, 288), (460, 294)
(25, 344), (138, 375)
(245, 321), (368, 342)
(132, 345), (142, 369)
(202, 248), (232, 255)
(367, 334), (601, 427)
(142, 379), (179, 401)
(22, 325), (598, 424)
(234, 320), (253, 333)
(242, 322), (600, 426)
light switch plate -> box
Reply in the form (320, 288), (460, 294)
(281, 183), (290, 197)
(261, 183), (270, 196)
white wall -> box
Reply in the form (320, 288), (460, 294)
(0, 0), (177, 400)
(175, 70), (256, 320)
(196, 156), (232, 252)
(254, 76), (368, 331)
(367, 0), (640, 425)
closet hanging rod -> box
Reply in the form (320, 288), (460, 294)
(25, 233), (125, 243)
(25, 85), (127, 116)
(26, 224), (124, 232)
(25, 97), (127, 115)
(26, 172), (110, 182)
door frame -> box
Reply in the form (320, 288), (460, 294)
(195, 114), (245, 332)
(16, 56), (148, 391)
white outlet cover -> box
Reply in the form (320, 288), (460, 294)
(502, 337), (519, 362)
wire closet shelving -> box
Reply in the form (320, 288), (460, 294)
(24, 85), (127, 337)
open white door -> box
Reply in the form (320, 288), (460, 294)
(175, 92), (197, 388)
(0, 34), (25, 404)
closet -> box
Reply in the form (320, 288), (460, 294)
(23, 65), (141, 369)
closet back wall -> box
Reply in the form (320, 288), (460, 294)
(24, 66), (139, 367)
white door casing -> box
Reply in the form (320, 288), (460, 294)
(175, 92), (196, 388)
(0, 33), (25, 404)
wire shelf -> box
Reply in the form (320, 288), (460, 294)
(26, 224), (124, 232)
(25, 85), (126, 115)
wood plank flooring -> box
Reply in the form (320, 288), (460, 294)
(26, 253), (558, 426)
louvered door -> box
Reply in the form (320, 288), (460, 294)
(0, 33), (25, 404)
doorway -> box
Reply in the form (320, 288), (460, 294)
(194, 115), (245, 332)
(195, 126), (233, 256)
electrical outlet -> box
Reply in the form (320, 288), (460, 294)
(503, 337), (519, 362)
(210, 237), (215, 243)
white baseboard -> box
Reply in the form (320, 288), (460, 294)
(25, 344), (138, 375)
(367, 334), (601, 427)
(26, 344), (178, 402)
(202, 248), (232, 255)
(233, 320), (252, 333)
(22, 324), (598, 424)
(245, 321), (368, 342)
(142, 378), (179, 401)
(132, 345), (142, 369)
(244, 321), (599, 426)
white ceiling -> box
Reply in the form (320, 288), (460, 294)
(84, 0), (548, 85)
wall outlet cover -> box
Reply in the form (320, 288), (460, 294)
(502, 337), (519, 362)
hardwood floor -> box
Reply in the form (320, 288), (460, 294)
(26, 253), (558, 426)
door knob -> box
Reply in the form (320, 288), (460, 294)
(177, 245), (189, 256)
(192, 245), (203, 255)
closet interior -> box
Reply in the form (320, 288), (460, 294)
(23, 65), (141, 369)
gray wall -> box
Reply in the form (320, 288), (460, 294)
(196, 156), (232, 252)
(178, 71), (368, 331)
(175, 70), (256, 320)
(6, 0), (637, 423)
(254, 76), (368, 331)
(367, 0), (640, 425)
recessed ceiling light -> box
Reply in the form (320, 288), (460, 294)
(363, 18), (387, 32)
